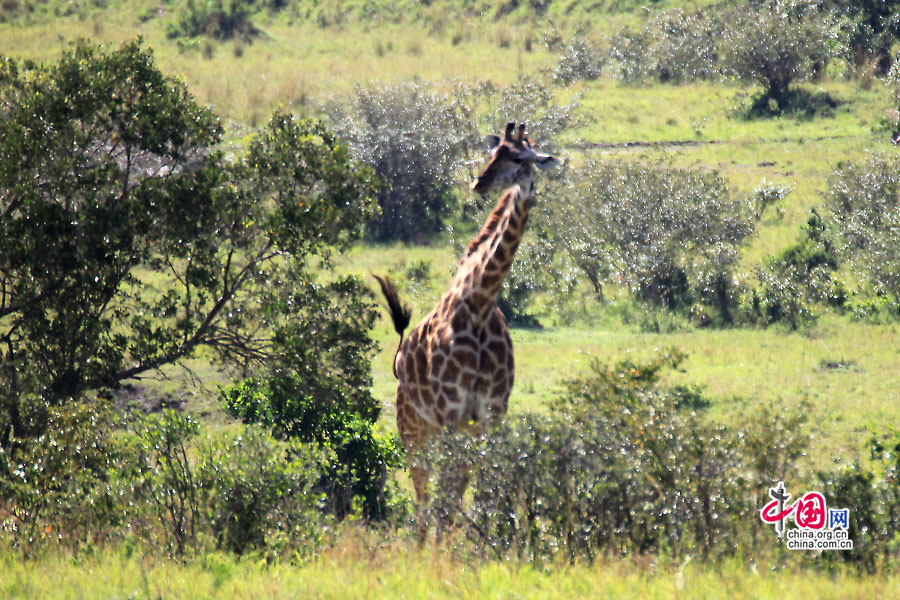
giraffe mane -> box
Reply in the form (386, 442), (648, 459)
(464, 188), (514, 258)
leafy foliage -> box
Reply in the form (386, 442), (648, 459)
(121, 411), (327, 557)
(552, 160), (754, 321)
(425, 350), (809, 561)
(552, 33), (604, 84)
(815, 429), (900, 571)
(324, 81), (473, 241)
(222, 275), (404, 520)
(825, 155), (900, 301)
(741, 210), (847, 329)
(166, 0), (292, 40)
(0, 41), (378, 454)
(127, 410), (201, 557)
(193, 426), (326, 556)
(828, 0), (900, 75)
(224, 372), (404, 520)
(607, 9), (722, 84)
(0, 402), (119, 551)
(720, 1), (838, 109)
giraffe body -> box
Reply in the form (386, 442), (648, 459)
(377, 122), (558, 504)
(395, 184), (532, 440)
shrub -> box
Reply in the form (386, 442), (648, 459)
(126, 410), (201, 557)
(480, 76), (578, 151)
(552, 33), (605, 84)
(122, 412), (329, 557)
(740, 210), (847, 329)
(167, 0), (291, 40)
(816, 430), (900, 571)
(752, 180), (792, 219)
(167, 0), (256, 40)
(424, 350), (808, 561)
(0, 402), (119, 552)
(829, 0), (900, 76)
(824, 155), (900, 300)
(552, 160), (754, 321)
(225, 377), (403, 520)
(607, 9), (722, 84)
(324, 82), (472, 241)
(222, 277), (405, 521)
(194, 428), (326, 556)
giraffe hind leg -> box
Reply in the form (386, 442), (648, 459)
(396, 386), (433, 505)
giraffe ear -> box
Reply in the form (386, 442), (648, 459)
(485, 134), (501, 151)
(532, 152), (561, 170)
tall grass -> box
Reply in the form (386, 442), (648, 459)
(3, 543), (900, 599)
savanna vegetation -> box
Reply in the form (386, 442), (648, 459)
(3, 0), (900, 597)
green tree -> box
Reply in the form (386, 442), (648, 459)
(720, 1), (837, 110)
(0, 41), (378, 451)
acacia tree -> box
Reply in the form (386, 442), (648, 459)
(0, 41), (379, 448)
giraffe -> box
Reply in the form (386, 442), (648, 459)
(375, 122), (560, 505)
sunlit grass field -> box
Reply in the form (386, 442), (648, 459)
(4, 1), (900, 595)
(4, 544), (900, 600)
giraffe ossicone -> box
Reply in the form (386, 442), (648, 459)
(376, 122), (560, 505)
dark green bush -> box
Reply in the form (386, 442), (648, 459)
(828, 0), (900, 76)
(126, 409), (201, 557)
(324, 81), (471, 242)
(194, 428), (327, 556)
(815, 430), (900, 571)
(825, 155), (900, 301)
(552, 33), (604, 84)
(167, 0), (292, 40)
(121, 410), (330, 557)
(223, 275), (406, 524)
(226, 375), (404, 520)
(219, 273), (402, 521)
(0, 401), (120, 552)
(167, 0), (256, 40)
(741, 210), (847, 329)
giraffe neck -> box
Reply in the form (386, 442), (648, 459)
(451, 183), (533, 320)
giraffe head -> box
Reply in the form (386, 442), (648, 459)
(470, 122), (560, 196)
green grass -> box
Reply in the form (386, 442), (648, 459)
(3, 545), (900, 599)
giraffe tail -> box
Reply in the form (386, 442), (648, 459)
(373, 274), (412, 379)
